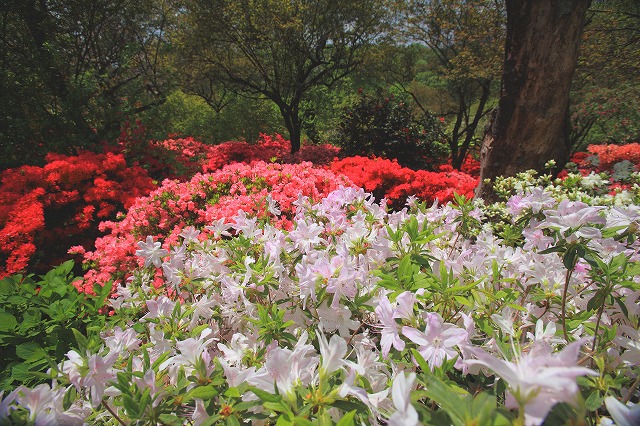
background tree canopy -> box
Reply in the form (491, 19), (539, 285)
(1, 0), (638, 172)
(0, 0), (175, 169)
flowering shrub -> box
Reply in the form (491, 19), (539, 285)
(0, 151), (155, 278)
(566, 143), (640, 176)
(79, 161), (354, 291)
(457, 154), (481, 176)
(203, 134), (340, 172)
(330, 156), (478, 208)
(115, 122), (218, 180)
(2, 178), (638, 425)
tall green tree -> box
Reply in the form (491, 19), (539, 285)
(0, 0), (174, 169)
(176, 0), (388, 153)
(476, 0), (591, 200)
(396, 0), (505, 169)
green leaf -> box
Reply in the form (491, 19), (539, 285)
(0, 280), (16, 296)
(225, 415), (241, 426)
(158, 414), (183, 426)
(584, 391), (603, 411)
(336, 410), (357, 426)
(187, 385), (219, 401)
(0, 312), (17, 332)
(15, 342), (46, 361)
(72, 328), (89, 352)
(224, 387), (242, 398)
(249, 386), (280, 403)
(123, 394), (140, 417)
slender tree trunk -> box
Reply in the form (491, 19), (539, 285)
(280, 104), (302, 154)
(452, 80), (492, 170)
(475, 0), (591, 200)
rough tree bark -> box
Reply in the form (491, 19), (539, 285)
(475, 0), (591, 200)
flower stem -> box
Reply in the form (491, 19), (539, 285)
(102, 401), (127, 426)
(561, 266), (574, 342)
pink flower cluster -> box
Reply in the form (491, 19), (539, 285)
(79, 161), (354, 292)
(0, 151), (155, 277)
(330, 156), (478, 208)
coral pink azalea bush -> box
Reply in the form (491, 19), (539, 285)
(2, 168), (639, 425)
(79, 161), (354, 292)
(0, 151), (155, 277)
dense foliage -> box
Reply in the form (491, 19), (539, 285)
(333, 91), (449, 170)
(1, 165), (638, 425)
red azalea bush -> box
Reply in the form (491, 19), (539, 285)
(79, 161), (354, 291)
(117, 126), (341, 179)
(330, 156), (478, 208)
(457, 155), (481, 176)
(586, 143), (640, 171)
(114, 122), (218, 180)
(0, 151), (156, 278)
(202, 134), (340, 172)
(567, 143), (640, 174)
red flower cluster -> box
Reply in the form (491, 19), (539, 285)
(456, 155), (481, 177)
(0, 151), (155, 277)
(330, 156), (478, 208)
(79, 161), (354, 292)
(114, 122), (217, 180)
(202, 134), (340, 172)
(586, 143), (640, 171)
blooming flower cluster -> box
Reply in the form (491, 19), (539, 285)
(79, 161), (354, 292)
(0, 151), (155, 277)
(2, 175), (638, 424)
(330, 156), (478, 208)
(202, 134), (340, 172)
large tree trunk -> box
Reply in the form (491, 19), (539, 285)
(475, 0), (591, 200)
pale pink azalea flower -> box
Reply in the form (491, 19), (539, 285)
(163, 328), (217, 372)
(464, 339), (596, 425)
(542, 199), (605, 240)
(522, 225), (554, 251)
(204, 218), (232, 238)
(179, 226), (201, 243)
(375, 295), (405, 358)
(142, 296), (176, 321)
(61, 351), (119, 408)
(15, 384), (52, 422)
(326, 258), (358, 308)
(217, 333), (250, 366)
(316, 301), (360, 338)
(188, 294), (217, 329)
(402, 312), (467, 369)
(614, 325), (640, 365)
(526, 319), (565, 347)
(317, 330), (350, 375)
(604, 397), (640, 426)
(388, 372), (419, 426)
(393, 291), (416, 320)
(191, 398), (210, 426)
(84, 352), (119, 407)
(136, 236), (168, 268)
(264, 332), (319, 396)
(102, 326), (141, 355)
(133, 370), (164, 408)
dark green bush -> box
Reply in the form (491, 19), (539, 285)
(0, 260), (111, 391)
(332, 90), (449, 170)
